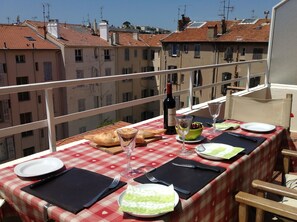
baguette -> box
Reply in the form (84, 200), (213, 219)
(84, 128), (165, 147)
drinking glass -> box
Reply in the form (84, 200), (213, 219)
(208, 102), (222, 133)
(116, 127), (139, 178)
(175, 115), (193, 156)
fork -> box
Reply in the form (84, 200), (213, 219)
(145, 172), (190, 195)
(83, 175), (120, 208)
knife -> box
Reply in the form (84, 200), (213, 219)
(172, 162), (220, 173)
(227, 132), (258, 142)
(30, 168), (72, 189)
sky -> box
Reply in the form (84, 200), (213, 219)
(0, 0), (281, 31)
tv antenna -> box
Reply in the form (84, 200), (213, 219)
(218, 0), (234, 20)
(100, 6), (104, 21)
(6, 17), (10, 24)
(42, 3), (50, 21)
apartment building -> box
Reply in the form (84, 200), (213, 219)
(25, 20), (167, 133)
(25, 20), (117, 137)
(0, 25), (63, 162)
(111, 30), (167, 123)
(161, 17), (270, 107)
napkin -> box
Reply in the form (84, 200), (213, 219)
(120, 184), (175, 215)
(134, 157), (225, 199)
(22, 168), (126, 214)
(198, 144), (244, 159)
(214, 123), (240, 130)
(211, 132), (266, 155)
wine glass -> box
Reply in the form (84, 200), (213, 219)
(116, 127), (140, 178)
(175, 115), (193, 156)
(208, 102), (222, 133)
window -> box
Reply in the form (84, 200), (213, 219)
(104, 49), (110, 60)
(124, 48), (130, 61)
(16, 55), (25, 63)
(194, 44), (200, 58)
(20, 112), (32, 124)
(94, 48), (99, 58)
(221, 72), (232, 95)
(253, 48), (263, 59)
(249, 77), (261, 88)
(35, 62), (39, 71)
(141, 111), (154, 121)
(180, 74), (185, 84)
(123, 115), (133, 123)
(141, 89), (148, 98)
(0, 142), (8, 161)
(20, 112), (33, 137)
(16, 77), (30, 101)
(122, 92), (132, 102)
(106, 94), (112, 105)
(183, 44), (188, 53)
(75, 49), (83, 62)
(2, 63), (7, 73)
(150, 50), (155, 60)
(105, 68), (111, 76)
(224, 47), (233, 62)
(143, 49), (148, 60)
(192, 97), (199, 105)
(241, 48), (246, 56)
(79, 127), (87, 134)
(134, 49), (138, 58)
(0, 100), (9, 123)
(171, 44), (180, 57)
(76, 70), (84, 78)
(44, 62), (52, 81)
(23, 147), (35, 156)
(193, 70), (202, 87)
(94, 96), (99, 108)
(167, 66), (178, 84)
(78, 99), (85, 112)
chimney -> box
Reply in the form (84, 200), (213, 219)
(47, 19), (60, 38)
(221, 18), (227, 34)
(207, 24), (217, 39)
(99, 21), (109, 41)
(93, 19), (98, 34)
(111, 32), (119, 45)
(133, 32), (139, 40)
(178, 14), (191, 31)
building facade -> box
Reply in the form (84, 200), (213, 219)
(161, 18), (270, 108)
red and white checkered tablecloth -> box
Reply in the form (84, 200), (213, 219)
(0, 117), (292, 222)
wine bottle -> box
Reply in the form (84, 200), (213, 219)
(163, 82), (176, 134)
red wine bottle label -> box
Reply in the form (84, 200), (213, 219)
(168, 108), (176, 126)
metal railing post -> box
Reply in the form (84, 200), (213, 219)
(45, 89), (56, 152)
(246, 63), (251, 91)
(189, 71), (193, 110)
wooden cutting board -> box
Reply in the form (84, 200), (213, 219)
(89, 136), (163, 155)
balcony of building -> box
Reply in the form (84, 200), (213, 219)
(0, 0), (296, 169)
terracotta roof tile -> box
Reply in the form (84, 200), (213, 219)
(162, 19), (270, 43)
(25, 20), (110, 47)
(0, 24), (58, 50)
(139, 34), (169, 47)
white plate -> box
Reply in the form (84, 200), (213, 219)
(118, 183), (179, 218)
(176, 135), (205, 144)
(195, 143), (242, 160)
(240, 122), (276, 133)
(14, 157), (64, 178)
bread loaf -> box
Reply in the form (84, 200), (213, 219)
(84, 128), (165, 147)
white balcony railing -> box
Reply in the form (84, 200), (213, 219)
(0, 59), (267, 165)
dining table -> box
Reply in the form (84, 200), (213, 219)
(0, 116), (295, 222)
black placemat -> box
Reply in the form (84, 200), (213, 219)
(211, 132), (266, 155)
(192, 116), (224, 127)
(134, 157), (225, 199)
(22, 167), (126, 214)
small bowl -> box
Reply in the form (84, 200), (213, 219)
(185, 123), (203, 140)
